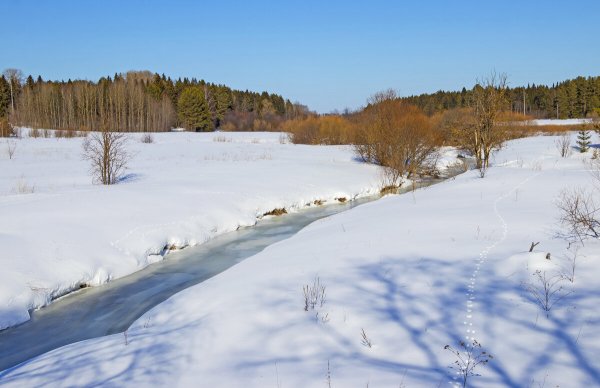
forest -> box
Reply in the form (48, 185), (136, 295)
(1, 70), (599, 137)
(0, 69), (308, 133)
(402, 75), (600, 119)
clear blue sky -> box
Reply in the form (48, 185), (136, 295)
(2, 0), (599, 113)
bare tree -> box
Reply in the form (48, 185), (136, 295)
(472, 72), (509, 176)
(82, 129), (130, 185)
(3, 68), (23, 116)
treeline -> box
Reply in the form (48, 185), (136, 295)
(0, 69), (308, 132)
(402, 75), (600, 119)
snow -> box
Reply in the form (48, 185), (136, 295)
(0, 131), (384, 330)
(2, 132), (600, 387)
(530, 118), (592, 126)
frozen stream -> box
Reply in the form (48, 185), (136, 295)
(0, 167), (463, 372)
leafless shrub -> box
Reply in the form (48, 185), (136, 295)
(524, 270), (572, 317)
(561, 246), (580, 283)
(303, 276), (326, 311)
(360, 328), (372, 348)
(354, 96), (439, 181)
(42, 129), (51, 138)
(54, 129), (67, 138)
(379, 165), (404, 193)
(6, 140), (16, 159)
(555, 133), (572, 157)
(278, 132), (289, 144)
(13, 177), (35, 194)
(444, 339), (493, 388)
(140, 133), (154, 144)
(212, 135), (232, 143)
(82, 130), (130, 185)
(557, 188), (599, 243)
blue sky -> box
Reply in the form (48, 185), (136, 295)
(2, 0), (599, 112)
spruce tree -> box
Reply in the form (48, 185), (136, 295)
(577, 129), (591, 153)
(0, 76), (10, 118)
(177, 86), (212, 131)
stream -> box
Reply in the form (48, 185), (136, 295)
(0, 166), (464, 372)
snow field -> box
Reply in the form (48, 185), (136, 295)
(0, 131), (385, 329)
(1, 133), (599, 387)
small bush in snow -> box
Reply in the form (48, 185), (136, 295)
(6, 139), (16, 159)
(13, 177), (35, 194)
(561, 246), (580, 283)
(557, 188), (599, 243)
(212, 135), (232, 143)
(140, 133), (154, 144)
(523, 270), (572, 317)
(303, 276), (326, 311)
(555, 133), (572, 158)
(444, 339), (493, 388)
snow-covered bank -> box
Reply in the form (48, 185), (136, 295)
(2, 134), (599, 386)
(0, 131), (386, 329)
(530, 118), (592, 126)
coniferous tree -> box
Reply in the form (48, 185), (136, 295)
(177, 86), (212, 131)
(0, 76), (10, 118)
(577, 130), (591, 152)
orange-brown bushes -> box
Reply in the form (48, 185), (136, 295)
(284, 115), (356, 145)
(354, 101), (438, 186)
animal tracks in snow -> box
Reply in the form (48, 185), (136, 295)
(451, 172), (539, 386)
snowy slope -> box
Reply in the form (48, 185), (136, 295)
(1, 134), (598, 387)
(0, 131), (385, 330)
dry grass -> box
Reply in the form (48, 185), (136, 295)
(379, 185), (398, 195)
(140, 133), (154, 143)
(263, 208), (287, 217)
(503, 123), (589, 139)
(212, 135), (232, 143)
(13, 178), (35, 194)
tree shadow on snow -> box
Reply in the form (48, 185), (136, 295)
(0, 317), (204, 387)
(236, 255), (600, 387)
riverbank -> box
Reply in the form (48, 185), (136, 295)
(2, 134), (598, 387)
(0, 131), (387, 329)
